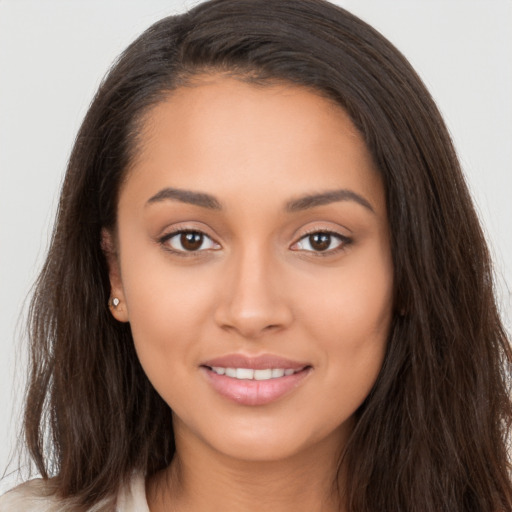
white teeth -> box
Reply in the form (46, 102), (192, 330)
(254, 369), (272, 380)
(225, 368), (237, 377)
(236, 368), (254, 380)
(210, 367), (299, 380)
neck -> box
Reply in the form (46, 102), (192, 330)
(147, 426), (348, 512)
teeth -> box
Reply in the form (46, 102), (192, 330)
(210, 367), (299, 380)
(237, 368), (254, 380)
(254, 369), (272, 380)
(225, 368), (237, 377)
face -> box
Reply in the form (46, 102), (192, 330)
(106, 76), (393, 462)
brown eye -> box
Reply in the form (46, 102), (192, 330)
(309, 233), (331, 251)
(163, 230), (220, 253)
(292, 231), (349, 254)
(181, 232), (204, 251)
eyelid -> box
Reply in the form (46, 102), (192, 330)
(156, 223), (351, 257)
(290, 227), (352, 255)
(158, 226), (221, 256)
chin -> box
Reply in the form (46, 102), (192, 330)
(217, 438), (308, 463)
(198, 420), (347, 464)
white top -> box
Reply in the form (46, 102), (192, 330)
(0, 474), (149, 512)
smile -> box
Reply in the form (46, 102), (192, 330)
(200, 355), (312, 406)
(209, 367), (299, 380)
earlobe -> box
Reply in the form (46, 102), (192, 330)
(101, 228), (129, 322)
(108, 295), (129, 322)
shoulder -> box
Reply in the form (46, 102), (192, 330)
(0, 478), (62, 512)
(116, 474), (149, 512)
(0, 474), (148, 512)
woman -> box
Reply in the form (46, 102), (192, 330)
(1, 0), (511, 510)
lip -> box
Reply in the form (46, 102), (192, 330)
(202, 353), (309, 370)
(200, 353), (312, 406)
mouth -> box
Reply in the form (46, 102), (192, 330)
(206, 366), (305, 380)
(200, 354), (312, 406)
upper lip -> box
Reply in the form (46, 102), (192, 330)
(201, 354), (310, 371)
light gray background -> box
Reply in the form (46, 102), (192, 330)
(1, 0), (511, 491)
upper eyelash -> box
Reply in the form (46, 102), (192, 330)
(158, 229), (219, 256)
(293, 229), (352, 256)
(157, 228), (352, 257)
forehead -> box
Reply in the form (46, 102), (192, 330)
(123, 75), (385, 214)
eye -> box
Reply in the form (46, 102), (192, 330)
(292, 231), (350, 254)
(161, 230), (220, 253)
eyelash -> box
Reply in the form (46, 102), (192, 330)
(291, 229), (352, 257)
(159, 229), (220, 257)
(158, 228), (352, 257)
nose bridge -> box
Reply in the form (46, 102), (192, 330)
(215, 240), (292, 337)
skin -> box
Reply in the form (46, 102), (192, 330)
(105, 75), (394, 512)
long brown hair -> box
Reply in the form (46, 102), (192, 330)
(22, 0), (512, 510)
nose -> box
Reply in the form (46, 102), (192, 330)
(214, 245), (293, 339)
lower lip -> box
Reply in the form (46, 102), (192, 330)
(201, 367), (311, 406)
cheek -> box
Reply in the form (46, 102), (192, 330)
(297, 250), (393, 398)
(299, 253), (393, 346)
(121, 232), (217, 328)
(126, 279), (213, 347)
(118, 245), (219, 389)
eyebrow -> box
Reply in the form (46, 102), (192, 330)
(146, 187), (222, 210)
(146, 186), (374, 213)
(286, 189), (375, 213)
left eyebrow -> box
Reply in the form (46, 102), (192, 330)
(146, 187), (222, 210)
(285, 189), (375, 213)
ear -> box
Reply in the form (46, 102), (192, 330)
(101, 228), (129, 323)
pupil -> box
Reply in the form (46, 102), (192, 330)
(310, 233), (330, 251)
(181, 232), (203, 251)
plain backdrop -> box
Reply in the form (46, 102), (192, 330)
(1, 0), (511, 491)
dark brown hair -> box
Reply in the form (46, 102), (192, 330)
(21, 0), (512, 510)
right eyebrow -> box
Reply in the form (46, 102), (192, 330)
(285, 188), (375, 214)
(145, 187), (222, 210)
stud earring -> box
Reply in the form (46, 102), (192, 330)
(109, 297), (120, 308)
